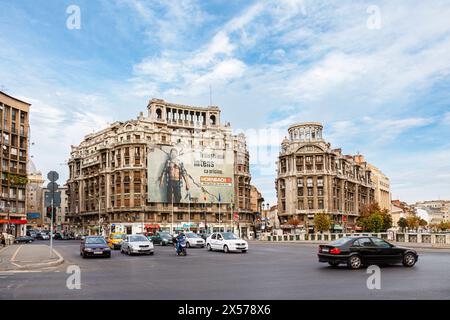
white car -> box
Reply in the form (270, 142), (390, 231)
(121, 234), (154, 255)
(206, 232), (248, 253)
(185, 232), (205, 248)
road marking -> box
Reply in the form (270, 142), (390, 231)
(11, 245), (23, 262)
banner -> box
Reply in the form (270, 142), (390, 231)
(147, 145), (234, 204)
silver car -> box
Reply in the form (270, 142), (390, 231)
(185, 232), (205, 248)
(121, 234), (154, 255)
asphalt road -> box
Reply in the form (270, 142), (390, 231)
(1, 240), (450, 300)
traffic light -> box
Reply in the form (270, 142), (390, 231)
(46, 207), (57, 222)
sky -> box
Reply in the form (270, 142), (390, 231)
(0, 0), (450, 205)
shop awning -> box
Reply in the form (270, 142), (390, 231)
(145, 224), (160, 229)
(0, 219), (27, 224)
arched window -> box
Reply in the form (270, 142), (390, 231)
(156, 108), (162, 119)
(210, 115), (216, 125)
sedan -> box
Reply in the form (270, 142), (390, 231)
(318, 236), (418, 269)
(14, 236), (35, 244)
(151, 232), (173, 246)
(36, 232), (50, 240)
(206, 232), (248, 253)
(80, 236), (111, 258)
(185, 232), (205, 248)
(121, 234), (154, 255)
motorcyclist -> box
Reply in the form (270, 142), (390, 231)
(175, 231), (187, 255)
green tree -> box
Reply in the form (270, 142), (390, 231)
(397, 217), (408, 232)
(357, 202), (392, 232)
(314, 213), (331, 233)
(406, 215), (420, 231)
(419, 219), (428, 228)
(366, 213), (384, 233)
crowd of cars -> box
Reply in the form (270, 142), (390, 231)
(79, 231), (249, 259)
(14, 229), (80, 244)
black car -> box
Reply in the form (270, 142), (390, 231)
(151, 232), (173, 246)
(80, 236), (111, 258)
(15, 236), (35, 243)
(318, 236), (418, 269)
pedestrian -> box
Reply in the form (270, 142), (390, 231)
(0, 232), (5, 247)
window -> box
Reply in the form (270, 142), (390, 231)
(318, 187), (324, 196)
(308, 200), (314, 210)
(307, 188), (313, 197)
(353, 238), (374, 247)
(177, 213), (183, 220)
(298, 199), (304, 210)
(371, 238), (391, 248)
(318, 199), (324, 209)
(297, 178), (303, 187)
(307, 178), (313, 187)
(297, 187), (303, 196)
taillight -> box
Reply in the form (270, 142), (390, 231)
(330, 248), (341, 255)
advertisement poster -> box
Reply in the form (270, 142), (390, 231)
(148, 145), (234, 204)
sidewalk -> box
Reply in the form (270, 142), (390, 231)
(0, 244), (64, 271)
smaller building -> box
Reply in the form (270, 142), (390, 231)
(26, 162), (45, 228)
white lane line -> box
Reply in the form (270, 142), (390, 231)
(11, 245), (23, 262)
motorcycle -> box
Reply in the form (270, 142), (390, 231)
(175, 237), (187, 256)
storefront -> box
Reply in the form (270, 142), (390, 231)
(144, 224), (160, 236)
(0, 219), (27, 236)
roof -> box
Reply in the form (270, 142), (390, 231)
(0, 90), (31, 106)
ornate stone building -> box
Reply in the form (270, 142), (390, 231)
(276, 122), (375, 233)
(66, 99), (254, 238)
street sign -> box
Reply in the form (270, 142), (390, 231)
(47, 182), (59, 193)
(44, 191), (61, 207)
(47, 171), (59, 182)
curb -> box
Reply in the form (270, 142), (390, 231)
(15, 248), (64, 270)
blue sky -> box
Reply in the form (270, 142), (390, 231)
(1, 0), (450, 205)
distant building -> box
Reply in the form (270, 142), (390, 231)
(276, 122), (376, 233)
(366, 163), (391, 212)
(414, 200), (450, 225)
(26, 161), (45, 228)
(391, 200), (414, 227)
(42, 186), (68, 232)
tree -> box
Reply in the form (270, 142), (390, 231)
(406, 215), (420, 231)
(438, 221), (450, 231)
(314, 213), (331, 233)
(397, 217), (408, 232)
(357, 202), (392, 232)
(419, 219), (428, 228)
(366, 213), (384, 233)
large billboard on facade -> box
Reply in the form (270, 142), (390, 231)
(147, 145), (234, 204)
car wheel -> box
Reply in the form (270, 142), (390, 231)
(328, 261), (340, 267)
(242, 250), (247, 253)
(347, 255), (362, 269)
(402, 253), (416, 267)
(106, 253), (111, 258)
(224, 245), (229, 253)
(206, 244), (212, 251)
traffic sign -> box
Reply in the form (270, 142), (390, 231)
(47, 182), (59, 192)
(47, 171), (59, 182)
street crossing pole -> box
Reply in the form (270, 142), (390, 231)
(50, 197), (54, 257)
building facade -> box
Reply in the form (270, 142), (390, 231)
(414, 200), (450, 225)
(26, 162), (45, 228)
(0, 91), (30, 236)
(367, 163), (391, 212)
(66, 99), (254, 238)
(276, 122), (375, 233)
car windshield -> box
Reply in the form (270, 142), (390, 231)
(85, 237), (106, 244)
(112, 234), (124, 239)
(329, 237), (352, 246)
(222, 233), (239, 240)
(186, 233), (199, 238)
(129, 235), (148, 242)
(160, 233), (171, 239)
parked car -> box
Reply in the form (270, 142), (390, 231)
(185, 232), (205, 248)
(108, 232), (126, 250)
(317, 236), (418, 269)
(80, 236), (111, 258)
(200, 233), (211, 241)
(206, 232), (248, 253)
(36, 232), (50, 240)
(54, 232), (71, 240)
(121, 234), (154, 255)
(15, 236), (35, 244)
(151, 232), (173, 246)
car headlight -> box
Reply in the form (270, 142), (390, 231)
(85, 248), (93, 251)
